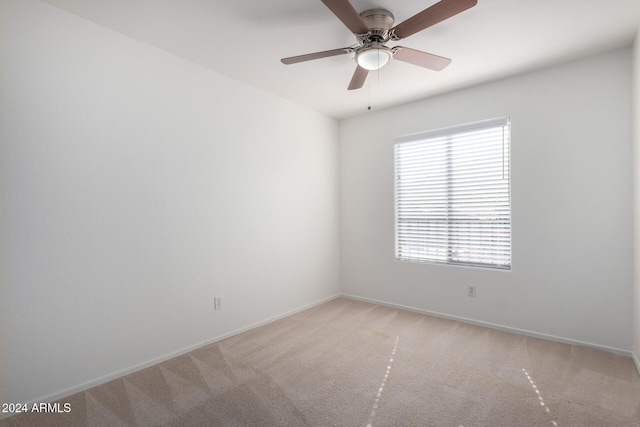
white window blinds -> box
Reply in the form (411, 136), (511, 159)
(394, 117), (511, 270)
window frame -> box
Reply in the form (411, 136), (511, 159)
(394, 117), (512, 270)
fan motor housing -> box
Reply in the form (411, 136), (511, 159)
(359, 8), (394, 40)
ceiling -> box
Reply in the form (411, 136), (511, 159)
(42, 0), (640, 120)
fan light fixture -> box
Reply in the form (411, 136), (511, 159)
(280, 0), (477, 90)
(356, 46), (392, 71)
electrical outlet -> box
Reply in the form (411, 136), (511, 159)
(467, 285), (477, 297)
(214, 297), (222, 310)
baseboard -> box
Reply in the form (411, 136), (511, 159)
(341, 293), (633, 357)
(633, 352), (640, 376)
(3, 293), (341, 419)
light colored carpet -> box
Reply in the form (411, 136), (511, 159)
(3, 297), (640, 426)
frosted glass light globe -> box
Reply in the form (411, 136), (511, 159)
(356, 47), (392, 71)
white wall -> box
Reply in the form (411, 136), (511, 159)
(340, 48), (633, 352)
(633, 31), (640, 371)
(0, 0), (340, 405)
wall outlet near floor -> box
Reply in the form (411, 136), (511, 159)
(467, 285), (477, 297)
(214, 297), (222, 310)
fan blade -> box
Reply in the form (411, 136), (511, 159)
(321, 0), (369, 35)
(391, 0), (477, 40)
(281, 48), (352, 65)
(393, 47), (451, 71)
(348, 65), (368, 90)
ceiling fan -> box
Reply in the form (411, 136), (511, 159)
(281, 0), (477, 90)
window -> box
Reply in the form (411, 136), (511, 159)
(394, 117), (511, 270)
